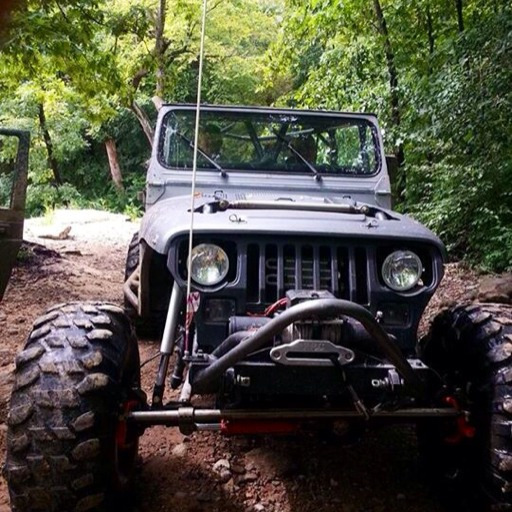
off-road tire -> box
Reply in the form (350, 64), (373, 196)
(123, 231), (140, 321)
(124, 231), (139, 285)
(124, 232), (164, 339)
(419, 303), (512, 509)
(3, 302), (141, 512)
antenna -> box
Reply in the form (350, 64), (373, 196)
(184, 0), (208, 356)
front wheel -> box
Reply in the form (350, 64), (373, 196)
(123, 231), (165, 339)
(419, 303), (512, 509)
(3, 302), (142, 512)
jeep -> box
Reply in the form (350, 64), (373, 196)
(5, 105), (512, 511)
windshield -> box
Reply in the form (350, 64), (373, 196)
(159, 109), (380, 176)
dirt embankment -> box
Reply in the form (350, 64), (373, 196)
(0, 209), (487, 512)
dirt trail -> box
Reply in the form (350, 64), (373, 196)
(0, 209), (481, 512)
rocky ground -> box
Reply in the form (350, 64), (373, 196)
(0, 209), (497, 512)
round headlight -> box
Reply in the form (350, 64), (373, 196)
(190, 244), (229, 286)
(382, 250), (423, 292)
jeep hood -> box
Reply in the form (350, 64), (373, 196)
(140, 194), (446, 257)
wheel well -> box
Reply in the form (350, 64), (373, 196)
(139, 240), (173, 320)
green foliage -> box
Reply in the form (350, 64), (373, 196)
(26, 183), (82, 217)
(264, 0), (512, 271)
(0, 0), (280, 221)
(406, 7), (512, 271)
(0, 172), (13, 208)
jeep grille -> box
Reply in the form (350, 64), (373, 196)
(246, 242), (369, 306)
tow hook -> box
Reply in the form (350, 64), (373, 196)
(443, 396), (475, 444)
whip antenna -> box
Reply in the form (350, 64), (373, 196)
(184, 0), (208, 356)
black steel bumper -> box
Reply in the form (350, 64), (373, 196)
(190, 298), (425, 396)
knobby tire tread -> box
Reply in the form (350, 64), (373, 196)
(3, 302), (140, 512)
(421, 302), (512, 510)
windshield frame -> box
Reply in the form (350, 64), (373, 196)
(157, 105), (383, 178)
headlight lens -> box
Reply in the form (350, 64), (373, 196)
(190, 244), (229, 286)
(382, 250), (423, 292)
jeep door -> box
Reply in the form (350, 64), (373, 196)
(0, 129), (29, 300)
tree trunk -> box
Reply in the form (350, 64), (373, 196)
(373, 0), (405, 197)
(152, 96), (164, 111)
(155, 0), (166, 99)
(425, 3), (435, 165)
(38, 102), (62, 186)
(455, 0), (464, 33)
(105, 138), (124, 191)
(454, 0), (470, 72)
(130, 101), (154, 147)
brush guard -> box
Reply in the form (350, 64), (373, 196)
(190, 298), (424, 396)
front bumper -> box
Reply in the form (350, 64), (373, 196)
(189, 298), (425, 396)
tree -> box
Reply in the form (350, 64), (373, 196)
(0, 0), (282, 213)
(264, 0), (512, 270)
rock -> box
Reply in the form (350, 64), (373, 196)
(213, 458), (231, 473)
(219, 469), (232, 483)
(479, 274), (512, 304)
(223, 479), (236, 494)
(213, 459), (232, 482)
(237, 472), (258, 484)
(39, 225), (72, 241)
(231, 462), (246, 474)
(171, 443), (188, 457)
(254, 504), (265, 512)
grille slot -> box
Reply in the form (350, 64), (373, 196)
(355, 247), (369, 304)
(283, 245), (296, 289)
(265, 244), (278, 303)
(301, 246), (314, 289)
(247, 244), (260, 303)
